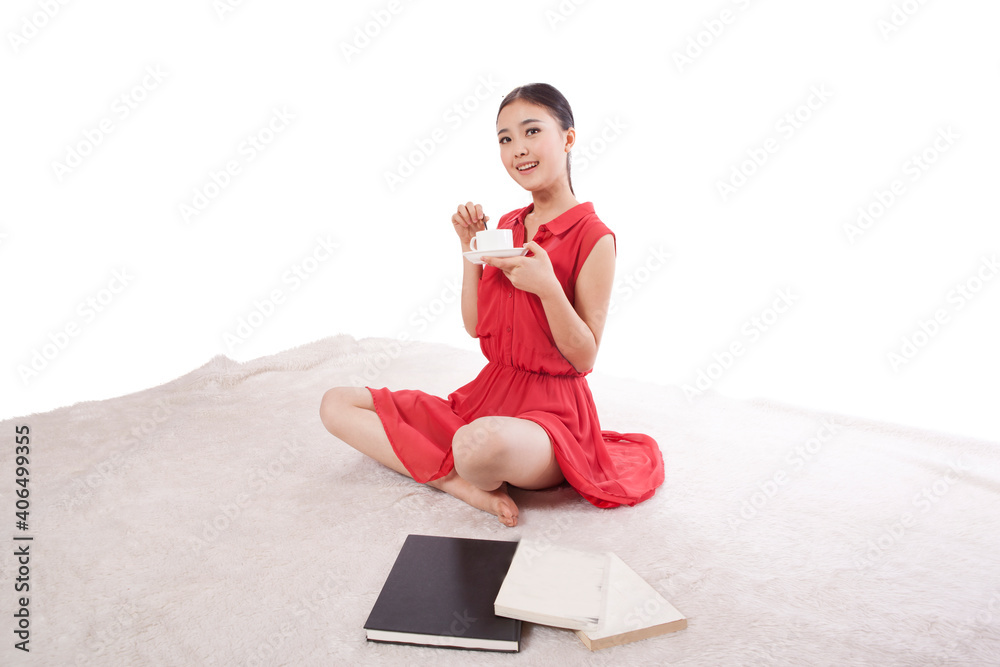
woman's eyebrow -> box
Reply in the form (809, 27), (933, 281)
(497, 118), (544, 135)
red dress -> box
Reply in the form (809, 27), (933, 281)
(366, 202), (665, 508)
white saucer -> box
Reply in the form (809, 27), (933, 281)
(463, 247), (529, 265)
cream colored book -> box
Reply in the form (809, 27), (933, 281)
(493, 540), (610, 631)
(575, 552), (687, 651)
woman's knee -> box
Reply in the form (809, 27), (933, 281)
(319, 386), (371, 434)
(319, 388), (344, 433)
(452, 417), (507, 469)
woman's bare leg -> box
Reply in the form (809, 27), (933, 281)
(452, 416), (564, 491)
(319, 386), (409, 476)
(319, 387), (520, 526)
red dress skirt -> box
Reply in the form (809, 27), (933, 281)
(366, 202), (665, 508)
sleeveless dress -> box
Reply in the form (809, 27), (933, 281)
(365, 202), (665, 508)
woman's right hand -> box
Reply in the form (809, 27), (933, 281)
(452, 201), (489, 248)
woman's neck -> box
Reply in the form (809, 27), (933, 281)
(525, 188), (580, 234)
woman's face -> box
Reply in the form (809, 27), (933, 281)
(496, 99), (574, 193)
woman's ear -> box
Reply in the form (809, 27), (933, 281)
(564, 127), (576, 152)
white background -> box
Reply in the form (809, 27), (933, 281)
(2, 0), (997, 442)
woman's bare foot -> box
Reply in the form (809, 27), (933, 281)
(427, 471), (519, 527)
(489, 483), (519, 527)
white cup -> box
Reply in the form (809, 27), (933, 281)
(470, 228), (514, 252)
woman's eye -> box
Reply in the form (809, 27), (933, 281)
(526, 128), (539, 136)
(499, 136), (509, 144)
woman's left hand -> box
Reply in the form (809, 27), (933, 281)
(482, 241), (561, 300)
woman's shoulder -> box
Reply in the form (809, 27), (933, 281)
(573, 203), (616, 260)
(576, 203), (614, 242)
(577, 202), (611, 231)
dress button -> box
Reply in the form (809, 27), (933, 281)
(506, 326), (511, 332)
(508, 292), (512, 298)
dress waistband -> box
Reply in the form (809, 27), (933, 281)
(485, 359), (583, 379)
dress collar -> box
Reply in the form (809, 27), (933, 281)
(516, 202), (594, 236)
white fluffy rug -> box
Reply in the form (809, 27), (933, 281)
(4, 334), (999, 666)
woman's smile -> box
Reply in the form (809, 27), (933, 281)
(516, 160), (539, 174)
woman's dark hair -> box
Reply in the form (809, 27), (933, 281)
(497, 83), (576, 195)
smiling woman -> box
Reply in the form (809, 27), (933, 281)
(320, 83), (665, 527)
(497, 83), (578, 195)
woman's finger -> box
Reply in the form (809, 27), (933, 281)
(465, 201), (480, 225)
(459, 202), (473, 225)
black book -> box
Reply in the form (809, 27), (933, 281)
(364, 534), (521, 652)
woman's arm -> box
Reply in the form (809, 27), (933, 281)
(460, 243), (483, 337)
(537, 234), (615, 373)
(452, 202), (488, 338)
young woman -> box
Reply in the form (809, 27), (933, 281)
(320, 83), (664, 527)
